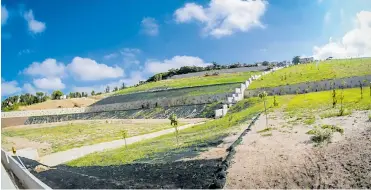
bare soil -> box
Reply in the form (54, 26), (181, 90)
(225, 110), (371, 189)
(18, 97), (103, 111)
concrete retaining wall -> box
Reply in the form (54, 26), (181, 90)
(2, 93), (231, 118)
(244, 75), (371, 97)
(1, 149), (51, 189)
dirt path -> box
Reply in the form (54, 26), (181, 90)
(225, 110), (371, 189)
(40, 121), (206, 166)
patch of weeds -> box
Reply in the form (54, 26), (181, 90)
(260, 132), (272, 137)
(306, 127), (333, 146)
(257, 127), (274, 133)
(304, 115), (316, 125)
(306, 124), (344, 146)
(320, 109), (352, 119)
(321, 124), (344, 135)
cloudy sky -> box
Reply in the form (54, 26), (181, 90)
(1, 0), (371, 97)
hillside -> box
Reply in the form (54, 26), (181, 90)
(18, 96), (105, 111)
(115, 71), (260, 95)
(248, 58), (371, 89)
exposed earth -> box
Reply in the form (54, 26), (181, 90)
(225, 110), (371, 189)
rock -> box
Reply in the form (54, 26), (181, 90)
(34, 165), (50, 173)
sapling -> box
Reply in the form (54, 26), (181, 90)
(121, 129), (128, 148)
(332, 89), (337, 108)
(258, 91), (268, 128)
(359, 81), (363, 99)
(169, 113), (179, 146)
(273, 95), (279, 107)
(339, 81), (346, 116)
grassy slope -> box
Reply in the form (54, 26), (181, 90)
(2, 121), (185, 155)
(115, 71), (259, 95)
(67, 97), (269, 166)
(67, 87), (370, 166)
(249, 58), (371, 89)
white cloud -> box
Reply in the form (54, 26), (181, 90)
(121, 48), (141, 65)
(22, 83), (37, 94)
(24, 10), (46, 33)
(2, 6), (9, 25)
(67, 57), (124, 81)
(324, 12), (331, 24)
(313, 11), (371, 59)
(144, 55), (211, 74)
(141, 17), (159, 36)
(33, 77), (65, 90)
(174, 0), (267, 38)
(23, 58), (66, 77)
(1, 80), (22, 96)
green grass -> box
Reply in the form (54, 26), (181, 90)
(115, 71), (259, 95)
(303, 115), (316, 125)
(249, 58), (371, 89)
(67, 97), (270, 167)
(1, 121), (186, 155)
(257, 127), (274, 133)
(284, 88), (371, 116)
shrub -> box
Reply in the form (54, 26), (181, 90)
(304, 115), (315, 125)
(307, 127), (333, 145)
(306, 124), (344, 145)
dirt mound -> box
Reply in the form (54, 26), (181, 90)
(19, 97), (102, 111)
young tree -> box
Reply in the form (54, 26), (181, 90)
(258, 91), (268, 128)
(169, 113), (179, 146)
(273, 95), (279, 107)
(292, 56), (300, 65)
(332, 89), (337, 108)
(51, 90), (63, 100)
(120, 82), (126, 90)
(105, 86), (110, 93)
(121, 130), (128, 148)
(339, 81), (346, 116)
(113, 87), (118, 92)
(262, 61), (269, 66)
(91, 90), (95, 96)
(360, 81), (363, 99)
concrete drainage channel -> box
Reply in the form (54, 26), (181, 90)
(209, 112), (262, 189)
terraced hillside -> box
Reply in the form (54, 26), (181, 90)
(115, 71), (260, 95)
(248, 58), (371, 89)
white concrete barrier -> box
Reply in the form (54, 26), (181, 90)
(1, 149), (51, 189)
(215, 109), (223, 118)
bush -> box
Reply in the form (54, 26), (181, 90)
(306, 124), (344, 145)
(307, 127), (333, 145)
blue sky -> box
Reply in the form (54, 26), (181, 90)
(1, 0), (371, 97)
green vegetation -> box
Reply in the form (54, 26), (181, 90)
(249, 58), (371, 89)
(303, 115), (316, 125)
(67, 97), (271, 166)
(115, 71), (259, 95)
(1, 121), (185, 155)
(306, 125), (344, 146)
(257, 127), (275, 133)
(285, 87), (371, 117)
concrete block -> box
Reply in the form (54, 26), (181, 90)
(215, 109), (223, 119)
(235, 88), (241, 94)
